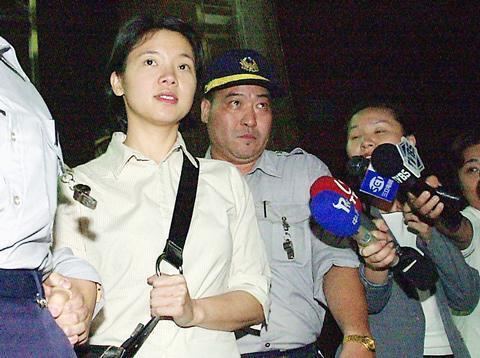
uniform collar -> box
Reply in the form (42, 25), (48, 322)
(0, 36), (28, 81)
(0, 36), (11, 54)
(249, 150), (281, 178)
(106, 132), (197, 178)
(204, 146), (280, 178)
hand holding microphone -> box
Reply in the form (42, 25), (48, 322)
(309, 176), (395, 259)
(356, 220), (399, 272)
(370, 139), (464, 232)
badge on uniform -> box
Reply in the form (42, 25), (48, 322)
(281, 216), (295, 260)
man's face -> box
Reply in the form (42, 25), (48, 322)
(346, 107), (409, 159)
(201, 84), (273, 169)
(458, 143), (480, 210)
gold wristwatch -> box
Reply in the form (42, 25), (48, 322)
(343, 335), (376, 352)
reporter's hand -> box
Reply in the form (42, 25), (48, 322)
(406, 175), (443, 218)
(147, 274), (197, 327)
(357, 219), (397, 271)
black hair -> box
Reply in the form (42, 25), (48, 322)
(346, 99), (412, 136)
(451, 129), (480, 171)
(106, 14), (204, 132)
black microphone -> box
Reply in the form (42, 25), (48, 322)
(359, 212), (438, 291)
(371, 142), (464, 232)
(346, 155), (370, 178)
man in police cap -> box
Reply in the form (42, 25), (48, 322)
(201, 48), (376, 357)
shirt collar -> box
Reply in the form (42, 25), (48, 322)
(0, 36), (11, 54)
(0, 36), (28, 81)
(106, 131), (197, 178)
(249, 150), (281, 178)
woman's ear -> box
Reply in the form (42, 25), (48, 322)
(110, 72), (124, 96)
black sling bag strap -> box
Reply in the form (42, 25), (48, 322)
(76, 150), (200, 358)
(156, 151), (200, 272)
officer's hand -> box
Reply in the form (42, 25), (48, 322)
(340, 339), (375, 358)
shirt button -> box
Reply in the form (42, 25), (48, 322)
(11, 132), (16, 141)
(13, 195), (20, 205)
(265, 343), (270, 348)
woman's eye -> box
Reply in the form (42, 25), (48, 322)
(145, 59), (156, 66)
(375, 129), (386, 134)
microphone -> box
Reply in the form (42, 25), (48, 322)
(370, 139), (464, 231)
(346, 155), (370, 178)
(310, 189), (361, 237)
(346, 157), (400, 203)
(310, 177), (438, 290)
(310, 176), (363, 213)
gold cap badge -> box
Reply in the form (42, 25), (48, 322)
(239, 56), (259, 73)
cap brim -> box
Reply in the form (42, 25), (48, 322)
(204, 78), (284, 98)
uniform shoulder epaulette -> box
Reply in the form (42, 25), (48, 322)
(288, 147), (307, 156)
(273, 150), (288, 156)
(273, 148), (306, 156)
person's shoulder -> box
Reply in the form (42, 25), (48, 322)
(197, 158), (249, 198)
(265, 148), (329, 171)
(266, 147), (323, 161)
(462, 205), (480, 219)
(198, 157), (242, 178)
(72, 152), (111, 180)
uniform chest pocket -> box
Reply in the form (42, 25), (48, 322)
(256, 202), (311, 267)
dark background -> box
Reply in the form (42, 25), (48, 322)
(3, 2), (477, 354)
(3, 1), (479, 184)
(275, 2), (479, 183)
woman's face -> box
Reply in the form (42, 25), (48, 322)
(458, 143), (480, 209)
(110, 29), (196, 130)
(346, 107), (409, 159)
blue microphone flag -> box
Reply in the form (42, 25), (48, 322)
(359, 165), (399, 202)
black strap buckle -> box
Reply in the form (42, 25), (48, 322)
(155, 244), (184, 276)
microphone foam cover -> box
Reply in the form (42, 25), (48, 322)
(310, 176), (362, 212)
(371, 143), (404, 178)
(346, 156), (370, 177)
(310, 190), (360, 237)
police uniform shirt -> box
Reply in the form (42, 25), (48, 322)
(207, 147), (359, 353)
(0, 36), (101, 285)
(54, 132), (271, 358)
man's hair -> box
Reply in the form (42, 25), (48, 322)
(346, 99), (412, 135)
(451, 129), (480, 170)
(106, 14), (204, 132)
(202, 88), (215, 103)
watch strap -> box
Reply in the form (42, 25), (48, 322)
(343, 335), (376, 352)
